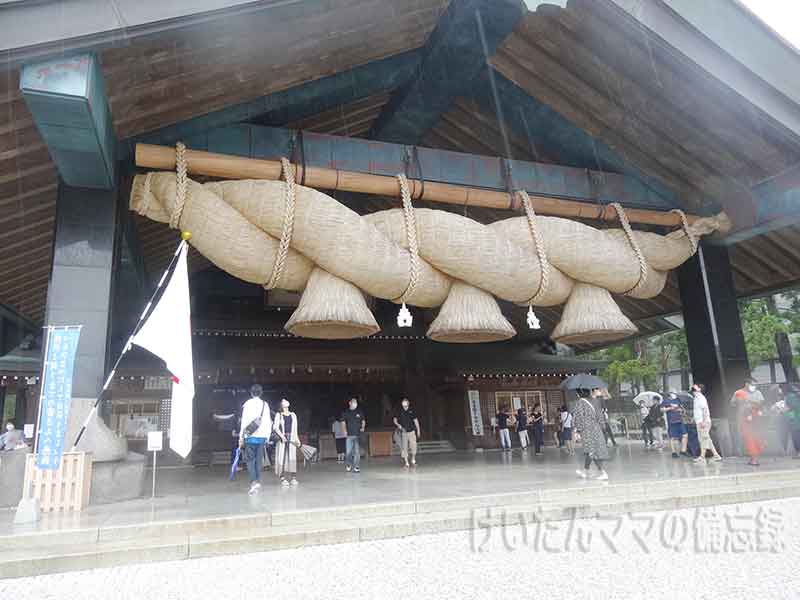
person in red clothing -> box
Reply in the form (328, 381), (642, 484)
(732, 379), (766, 466)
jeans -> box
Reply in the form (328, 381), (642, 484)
(687, 424), (700, 457)
(533, 423), (544, 453)
(346, 435), (361, 468)
(641, 422), (654, 446)
(499, 428), (511, 449)
(518, 430), (529, 449)
(245, 441), (265, 483)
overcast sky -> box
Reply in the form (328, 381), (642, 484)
(740, 0), (800, 49)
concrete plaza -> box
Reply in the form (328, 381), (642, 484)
(2, 443), (800, 579)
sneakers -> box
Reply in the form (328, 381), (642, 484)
(345, 465), (352, 472)
(681, 451), (692, 458)
(692, 457), (706, 465)
(595, 471), (609, 481)
(354, 467), (361, 473)
(248, 482), (261, 496)
(280, 478), (290, 487)
(671, 452), (679, 459)
(576, 469), (588, 479)
(290, 478), (299, 486)
(711, 456), (723, 462)
(411, 460), (417, 468)
(403, 461), (410, 469)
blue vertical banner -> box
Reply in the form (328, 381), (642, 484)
(36, 326), (81, 470)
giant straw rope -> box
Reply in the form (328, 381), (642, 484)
(131, 151), (728, 343)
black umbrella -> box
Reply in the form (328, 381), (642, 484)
(560, 373), (607, 391)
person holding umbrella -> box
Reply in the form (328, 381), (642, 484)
(273, 399), (301, 486)
(632, 392), (662, 450)
(573, 389), (610, 480)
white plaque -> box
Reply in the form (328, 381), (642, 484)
(147, 431), (163, 452)
(468, 390), (484, 437)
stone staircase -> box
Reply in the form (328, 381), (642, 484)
(2, 468), (800, 579)
(390, 439), (456, 456)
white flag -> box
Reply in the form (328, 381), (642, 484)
(132, 244), (194, 458)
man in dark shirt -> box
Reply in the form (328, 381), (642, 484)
(341, 398), (366, 472)
(496, 407), (511, 451)
(661, 392), (689, 458)
(393, 398), (421, 468)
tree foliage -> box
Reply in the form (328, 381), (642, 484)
(739, 298), (788, 365)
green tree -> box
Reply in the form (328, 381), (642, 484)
(739, 298), (788, 365)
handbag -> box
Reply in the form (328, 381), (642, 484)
(243, 400), (266, 437)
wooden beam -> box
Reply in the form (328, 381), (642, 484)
(136, 142), (713, 228)
(370, 0), (526, 144)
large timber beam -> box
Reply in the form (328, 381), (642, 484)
(140, 123), (677, 211)
(117, 50), (422, 160)
(369, 0), (526, 144)
(136, 140), (713, 228)
(20, 53), (115, 189)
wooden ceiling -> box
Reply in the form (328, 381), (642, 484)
(491, 0), (800, 217)
(0, 0), (449, 323)
(3, 0), (800, 354)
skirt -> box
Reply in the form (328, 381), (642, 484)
(335, 437), (346, 454)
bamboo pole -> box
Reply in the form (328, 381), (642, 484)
(136, 143), (706, 227)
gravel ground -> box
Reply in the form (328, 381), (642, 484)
(3, 497), (800, 600)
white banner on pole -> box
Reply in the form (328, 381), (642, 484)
(132, 244), (194, 458)
(468, 390), (483, 436)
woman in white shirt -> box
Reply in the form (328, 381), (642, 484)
(274, 399), (301, 486)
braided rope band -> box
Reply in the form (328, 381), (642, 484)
(518, 190), (550, 305)
(265, 158), (297, 290)
(670, 208), (698, 254)
(394, 173), (421, 304)
(170, 142), (189, 229)
(609, 202), (648, 295)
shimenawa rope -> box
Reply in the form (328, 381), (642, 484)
(265, 158), (297, 290)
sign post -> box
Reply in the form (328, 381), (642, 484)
(147, 431), (163, 498)
(16, 325), (81, 524)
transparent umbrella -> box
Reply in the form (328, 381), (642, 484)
(632, 391), (662, 408)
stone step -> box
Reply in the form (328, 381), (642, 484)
(7, 467), (800, 551)
(390, 439), (456, 455)
(3, 476), (799, 579)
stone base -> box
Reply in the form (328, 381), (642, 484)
(0, 448), (31, 508)
(89, 452), (146, 505)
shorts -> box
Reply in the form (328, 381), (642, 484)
(561, 427), (572, 441)
(668, 422), (687, 439)
(335, 437), (346, 454)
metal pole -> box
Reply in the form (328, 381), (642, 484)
(72, 240), (187, 449)
(151, 450), (157, 498)
(32, 326), (53, 456)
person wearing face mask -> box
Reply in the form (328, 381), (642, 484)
(661, 391), (689, 458)
(393, 398), (421, 468)
(273, 399), (301, 486)
(691, 383), (722, 464)
(341, 398), (366, 473)
(732, 378), (766, 466)
(0, 422), (24, 451)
